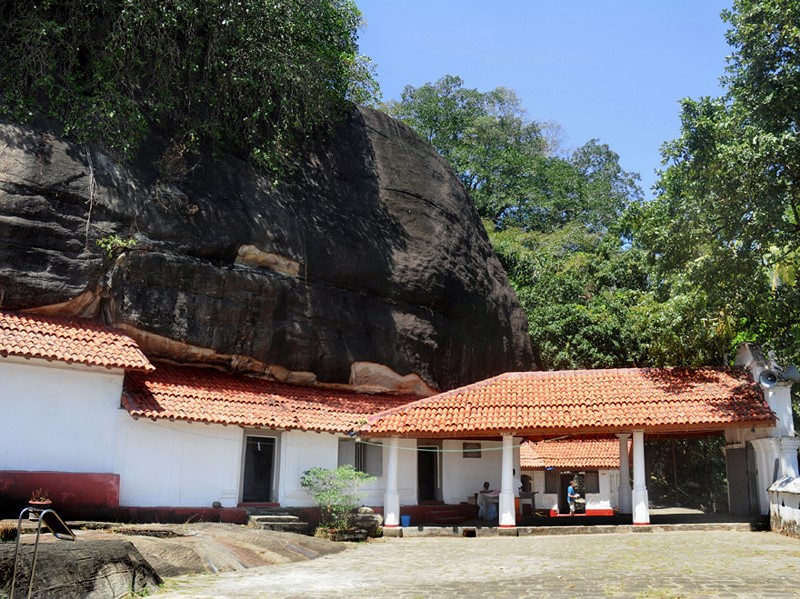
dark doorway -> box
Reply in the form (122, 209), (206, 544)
(727, 442), (761, 515)
(242, 436), (275, 502)
(417, 446), (438, 502)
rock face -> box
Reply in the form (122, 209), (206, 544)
(0, 540), (161, 598)
(0, 107), (534, 390)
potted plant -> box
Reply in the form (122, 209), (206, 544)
(28, 488), (51, 520)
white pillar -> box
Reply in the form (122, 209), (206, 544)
(617, 433), (632, 514)
(779, 437), (800, 479)
(499, 435), (516, 527)
(383, 437), (400, 527)
(631, 430), (650, 525)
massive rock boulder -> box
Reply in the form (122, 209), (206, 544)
(0, 107), (534, 391)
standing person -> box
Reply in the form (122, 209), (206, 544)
(567, 479), (580, 515)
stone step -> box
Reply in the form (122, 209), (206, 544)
(249, 514), (300, 524)
(249, 521), (311, 534)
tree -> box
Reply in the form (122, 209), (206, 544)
(384, 76), (549, 222)
(0, 0), (379, 179)
(633, 0), (800, 366)
(387, 76), (646, 370)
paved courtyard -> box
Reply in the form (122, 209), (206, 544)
(155, 528), (800, 598)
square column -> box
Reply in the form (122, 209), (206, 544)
(383, 437), (400, 527)
(631, 430), (650, 525)
(498, 434), (516, 527)
(617, 433), (632, 514)
(750, 437), (800, 514)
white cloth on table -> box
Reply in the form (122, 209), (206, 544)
(477, 490), (500, 519)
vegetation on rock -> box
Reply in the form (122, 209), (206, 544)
(0, 0), (379, 180)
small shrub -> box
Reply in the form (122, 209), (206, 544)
(29, 488), (50, 502)
(0, 521), (18, 542)
(300, 465), (374, 530)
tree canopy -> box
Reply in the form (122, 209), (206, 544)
(385, 76), (646, 369)
(387, 1), (800, 376)
(632, 0), (800, 366)
(0, 0), (378, 178)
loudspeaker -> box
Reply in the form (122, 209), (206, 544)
(759, 369), (779, 388)
(781, 364), (800, 383)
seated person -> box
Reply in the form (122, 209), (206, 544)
(477, 481), (499, 518)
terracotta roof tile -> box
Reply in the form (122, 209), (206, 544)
(0, 311), (153, 371)
(520, 438), (626, 470)
(364, 368), (775, 437)
(123, 363), (416, 433)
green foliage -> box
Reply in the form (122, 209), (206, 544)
(0, 0), (379, 179)
(387, 75), (649, 370)
(646, 437), (728, 512)
(300, 465), (374, 529)
(634, 0), (800, 367)
(384, 76), (550, 223)
(489, 221), (651, 369)
(96, 234), (137, 257)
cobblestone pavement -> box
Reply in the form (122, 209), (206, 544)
(156, 529), (800, 598)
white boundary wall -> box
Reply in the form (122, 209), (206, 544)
(769, 476), (800, 539)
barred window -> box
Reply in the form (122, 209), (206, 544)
(545, 469), (559, 493)
(584, 471), (600, 494)
(338, 439), (382, 477)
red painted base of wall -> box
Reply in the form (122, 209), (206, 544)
(113, 506), (248, 525)
(0, 470), (119, 518)
(0, 471), (248, 524)
(548, 508), (615, 517)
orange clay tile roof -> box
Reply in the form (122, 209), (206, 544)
(0, 310), (154, 372)
(520, 438), (626, 470)
(363, 368), (775, 438)
(123, 362), (418, 433)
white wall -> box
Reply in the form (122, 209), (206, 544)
(0, 357), (125, 472)
(769, 476), (800, 539)
(441, 439), (504, 504)
(278, 432), (417, 507)
(114, 416), (243, 507)
(0, 356), (245, 508)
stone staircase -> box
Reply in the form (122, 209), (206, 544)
(419, 504), (470, 526)
(245, 507), (311, 535)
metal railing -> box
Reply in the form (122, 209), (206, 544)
(10, 507), (75, 599)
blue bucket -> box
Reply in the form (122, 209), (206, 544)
(400, 515), (411, 527)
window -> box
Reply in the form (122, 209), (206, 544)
(545, 469), (559, 493)
(584, 471), (600, 494)
(462, 442), (481, 458)
(338, 439), (383, 477)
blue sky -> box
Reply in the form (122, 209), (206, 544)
(356, 1), (733, 199)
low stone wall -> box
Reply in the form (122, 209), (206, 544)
(768, 476), (800, 539)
